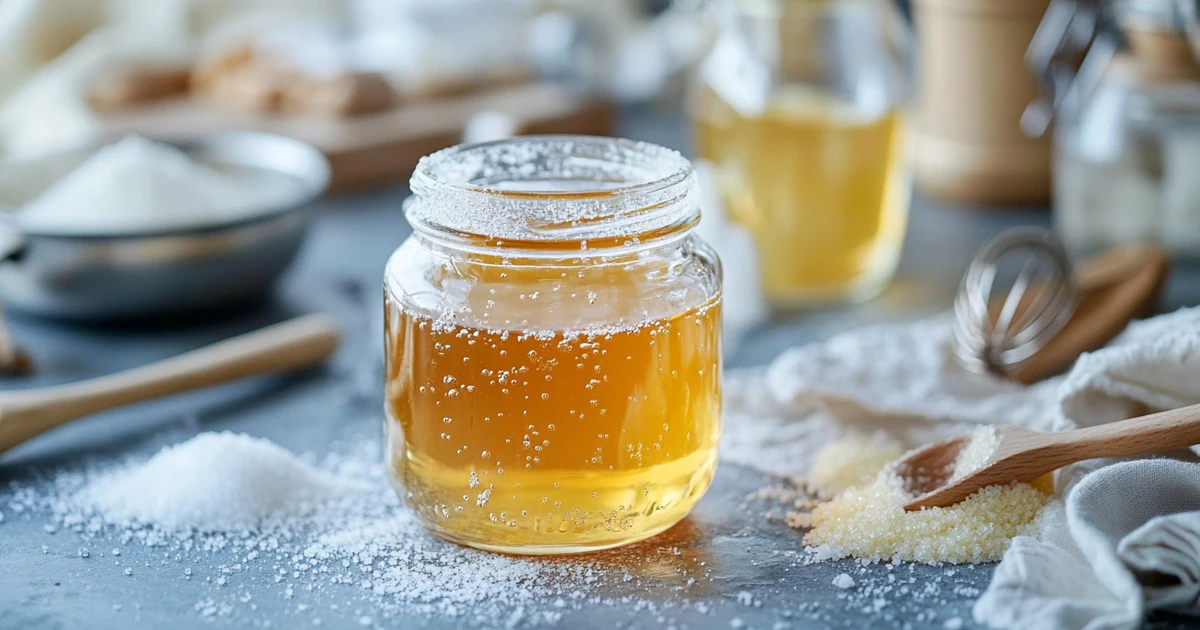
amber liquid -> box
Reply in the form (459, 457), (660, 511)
(384, 286), (721, 554)
(694, 85), (910, 306)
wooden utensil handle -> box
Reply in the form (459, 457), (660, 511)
(0, 314), (340, 454)
(1065, 402), (1200, 458)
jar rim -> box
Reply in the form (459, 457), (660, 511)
(406, 135), (698, 246)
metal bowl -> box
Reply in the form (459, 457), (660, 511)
(0, 132), (330, 320)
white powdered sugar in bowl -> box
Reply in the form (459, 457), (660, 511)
(8, 135), (305, 235)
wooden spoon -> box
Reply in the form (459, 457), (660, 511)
(900, 401), (1200, 511)
(0, 314), (339, 455)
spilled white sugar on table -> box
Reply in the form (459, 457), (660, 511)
(10, 430), (717, 625)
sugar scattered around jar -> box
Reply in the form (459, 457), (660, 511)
(6, 431), (719, 625)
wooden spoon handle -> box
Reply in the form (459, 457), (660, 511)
(0, 314), (340, 454)
(1063, 401), (1200, 459)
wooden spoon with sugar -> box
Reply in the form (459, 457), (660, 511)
(899, 401), (1200, 510)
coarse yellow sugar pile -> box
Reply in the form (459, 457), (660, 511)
(805, 434), (905, 499)
(795, 427), (1054, 564)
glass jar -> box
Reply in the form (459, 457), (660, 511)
(691, 0), (912, 308)
(1054, 14), (1200, 259)
(383, 136), (723, 554)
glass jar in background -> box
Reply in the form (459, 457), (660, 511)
(384, 137), (723, 554)
(691, 0), (913, 308)
(1054, 1), (1200, 259)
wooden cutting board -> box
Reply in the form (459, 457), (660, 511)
(99, 83), (615, 193)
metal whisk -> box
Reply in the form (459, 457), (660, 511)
(953, 227), (1079, 376)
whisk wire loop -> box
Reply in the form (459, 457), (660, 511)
(953, 227), (1079, 376)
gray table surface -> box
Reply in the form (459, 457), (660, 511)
(2, 108), (1198, 630)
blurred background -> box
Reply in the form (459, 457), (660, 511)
(0, 0), (1199, 368)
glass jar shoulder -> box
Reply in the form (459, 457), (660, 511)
(384, 234), (721, 332)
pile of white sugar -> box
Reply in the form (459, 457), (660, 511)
(80, 432), (354, 531)
(17, 135), (302, 234)
(5, 431), (713, 626)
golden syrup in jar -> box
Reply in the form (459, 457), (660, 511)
(385, 136), (722, 554)
(384, 290), (721, 554)
(694, 85), (910, 307)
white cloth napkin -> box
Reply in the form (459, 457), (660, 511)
(974, 460), (1200, 630)
(720, 306), (1200, 629)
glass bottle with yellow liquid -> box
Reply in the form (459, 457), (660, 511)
(692, 0), (913, 307)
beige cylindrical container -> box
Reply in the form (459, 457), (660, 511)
(913, 0), (1053, 206)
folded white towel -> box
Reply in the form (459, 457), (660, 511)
(975, 460), (1200, 630)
